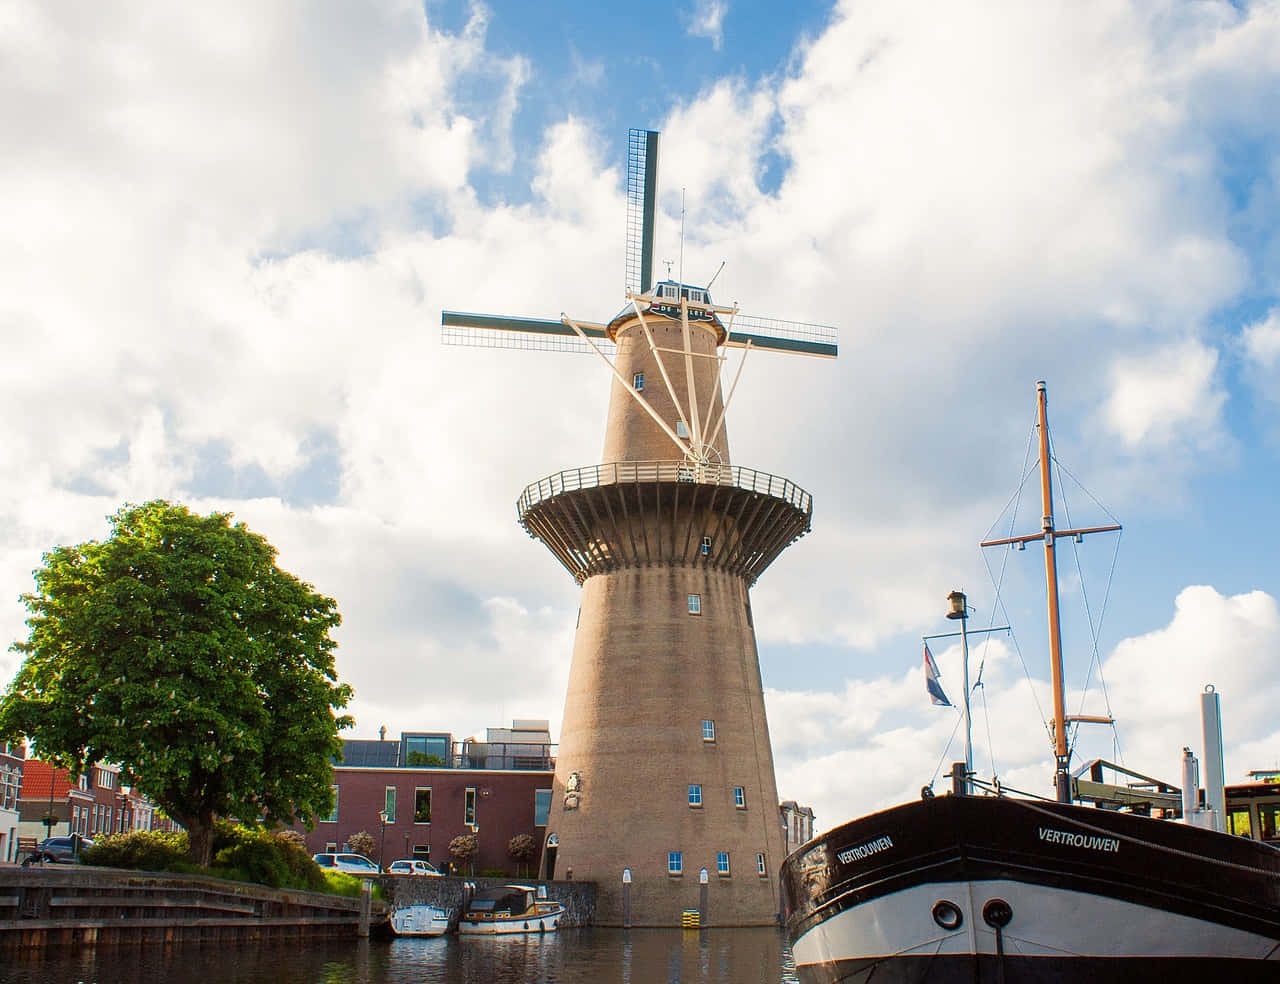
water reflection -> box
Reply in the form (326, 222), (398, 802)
(5, 928), (800, 983)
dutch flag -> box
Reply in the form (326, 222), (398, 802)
(924, 641), (951, 706)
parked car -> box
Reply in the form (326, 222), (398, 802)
(22, 835), (94, 865)
(386, 858), (443, 877)
(311, 852), (380, 875)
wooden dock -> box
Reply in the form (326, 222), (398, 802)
(0, 866), (381, 947)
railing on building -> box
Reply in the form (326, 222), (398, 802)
(517, 460), (813, 521)
(452, 742), (557, 772)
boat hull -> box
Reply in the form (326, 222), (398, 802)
(389, 904), (451, 937)
(457, 905), (564, 935)
(782, 795), (1280, 983)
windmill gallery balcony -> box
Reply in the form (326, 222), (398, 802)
(516, 461), (813, 586)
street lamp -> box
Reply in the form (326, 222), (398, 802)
(377, 809), (388, 872)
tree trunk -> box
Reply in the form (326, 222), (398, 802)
(185, 810), (215, 867)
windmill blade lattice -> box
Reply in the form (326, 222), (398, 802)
(624, 129), (659, 296)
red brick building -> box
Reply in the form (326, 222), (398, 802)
(17, 760), (168, 847)
(295, 723), (555, 875)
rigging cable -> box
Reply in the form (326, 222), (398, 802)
(1054, 455), (1125, 767)
(929, 705), (967, 791)
(981, 414), (1054, 749)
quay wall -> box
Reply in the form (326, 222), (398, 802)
(0, 866), (374, 948)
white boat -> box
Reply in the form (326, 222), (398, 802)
(781, 381), (1280, 982)
(389, 903), (451, 937)
(458, 885), (565, 935)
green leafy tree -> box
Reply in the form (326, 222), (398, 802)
(0, 501), (353, 867)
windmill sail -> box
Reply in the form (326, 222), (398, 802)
(625, 129), (660, 296)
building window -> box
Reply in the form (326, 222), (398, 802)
(701, 535), (712, 556)
(325, 842), (337, 853)
(633, 372), (645, 391)
(734, 786), (746, 809)
(535, 788), (552, 827)
(676, 420), (690, 438)
(688, 784), (702, 808)
(688, 594), (701, 615)
(668, 851), (683, 875)
(717, 851), (731, 876)
(412, 844), (431, 861)
(414, 787), (432, 824)
(465, 787), (477, 827)
(757, 853), (767, 876)
(702, 720), (715, 742)
(322, 785), (339, 823)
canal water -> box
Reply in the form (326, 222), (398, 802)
(2, 928), (802, 983)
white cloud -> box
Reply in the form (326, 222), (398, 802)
(685, 0), (728, 51)
(1102, 339), (1226, 449)
(1241, 308), (1280, 416)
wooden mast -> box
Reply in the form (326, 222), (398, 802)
(1036, 381), (1072, 803)
(980, 380), (1122, 804)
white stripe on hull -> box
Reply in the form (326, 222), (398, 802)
(792, 879), (1279, 969)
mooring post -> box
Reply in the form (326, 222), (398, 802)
(622, 867), (632, 928)
(358, 879), (372, 938)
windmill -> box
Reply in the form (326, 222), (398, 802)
(442, 129), (837, 927)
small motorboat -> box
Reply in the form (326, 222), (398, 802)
(389, 903), (452, 937)
(458, 885), (565, 935)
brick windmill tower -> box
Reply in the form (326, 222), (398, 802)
(443, 130), (836, 926)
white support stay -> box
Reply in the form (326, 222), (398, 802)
(561, 312), (691, 460)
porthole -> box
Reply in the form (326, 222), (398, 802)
(932, 899), (963, 931)
(982, 898), (1013, 929)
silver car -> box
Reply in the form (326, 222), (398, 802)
(386, 858), (443, 877)
(312, 852), (380, 875)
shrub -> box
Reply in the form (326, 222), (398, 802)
(81, 830), (189, 871)
(346, 830), (376, 859)
(508, 833), (536, 876)
(321, 869), (386, 900)
(449, 834), (478, 875)
(210, 824), (327, 892)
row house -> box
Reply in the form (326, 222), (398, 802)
(17, 760), (170, 850)
(0, 742), (24, 863)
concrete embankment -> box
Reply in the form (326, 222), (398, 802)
(0, 866), (379, 947)
(375, 874), (597, 928)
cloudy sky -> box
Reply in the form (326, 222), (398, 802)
(3, 0), (1279, 830)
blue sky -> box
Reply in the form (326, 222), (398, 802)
(2, 0), (1279, 828)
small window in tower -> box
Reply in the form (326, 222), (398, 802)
(676, 420), (690, 439)
(757, 853), (767, 876)
(668, 851), (683, 875)
(734, 786), (746, 809)
(633, 372), (645, 391)
(701, 535), (712, 556)
(688, 784), (702, 808)
(702, 720), (715, 742)
(717, 851), (731, 876)
(688, 594), (701, 615)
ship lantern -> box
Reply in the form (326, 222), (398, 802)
(946, 590), (968, 620)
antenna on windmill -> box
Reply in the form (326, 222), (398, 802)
(677, 188), (686, 293)
(705, 260), (725, 292)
